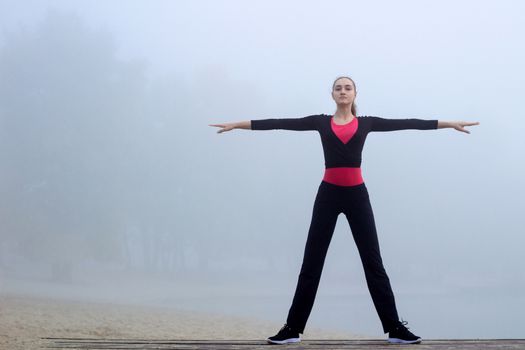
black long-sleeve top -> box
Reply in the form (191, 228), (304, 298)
(250, 114), (438, 168)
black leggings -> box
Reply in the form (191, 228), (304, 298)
(286, 181), (400, 334)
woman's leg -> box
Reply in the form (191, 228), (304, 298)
(343, 185), (400, 333)
(286, 183), (340, 333)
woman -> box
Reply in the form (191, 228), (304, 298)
(209, 76), (479, 345)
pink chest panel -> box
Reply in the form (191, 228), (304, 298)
(331, 117), (358, 144)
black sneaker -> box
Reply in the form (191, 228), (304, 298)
(267, 324), (301, 344)
(388, 320), (422, 344)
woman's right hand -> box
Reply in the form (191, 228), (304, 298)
(209, 121), (251, 133)
(209, 123), (235, 133)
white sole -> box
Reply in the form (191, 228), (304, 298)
(388, 337), (422, 344)
(266, 337), (301, 344)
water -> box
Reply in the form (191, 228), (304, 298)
(162, 291), (525, 339)
(3, 272), (523, 339)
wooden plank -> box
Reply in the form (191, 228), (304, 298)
(40, 338), (525, 350)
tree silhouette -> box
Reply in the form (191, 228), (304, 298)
(0, 10), (149, 281)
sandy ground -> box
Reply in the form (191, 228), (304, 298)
(0, 293), (366, 350)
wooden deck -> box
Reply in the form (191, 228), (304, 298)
(41, 338), (525, 349)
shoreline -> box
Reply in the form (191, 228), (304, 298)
(0, 292), (367, 350)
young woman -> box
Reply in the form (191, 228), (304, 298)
(209, 76), (479, 344)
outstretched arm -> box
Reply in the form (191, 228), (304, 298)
(209, 121), (251, 133)
(437, 121), (480, 134)
(210, 115), (321, 133)
(368, 116), (479, 134)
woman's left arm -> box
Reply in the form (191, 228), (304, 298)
(367, 116), (479, 134)
(437, 121), (480, 134)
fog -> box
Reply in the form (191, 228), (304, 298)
(1, 0), (524, 339)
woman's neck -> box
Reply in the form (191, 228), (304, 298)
(334, 105), (354, 121)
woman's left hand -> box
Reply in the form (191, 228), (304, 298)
(438, 121), (480, 134)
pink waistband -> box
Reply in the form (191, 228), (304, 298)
(323, 167), (363, 187)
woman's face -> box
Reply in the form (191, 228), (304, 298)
(331, 78), (356, 107)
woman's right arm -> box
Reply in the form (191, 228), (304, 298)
(209, 115), (321, 133)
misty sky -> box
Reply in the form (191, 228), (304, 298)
(1, 0), (524, 339)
